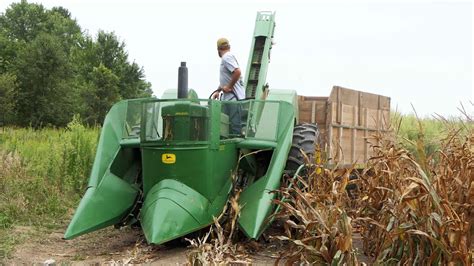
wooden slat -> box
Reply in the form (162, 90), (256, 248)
(351, 105), (356, 163)
(336, 87), (342, 123)
(364, 108), (368, 162)
(358, 91), (362, 126)
(330, 102), (335, 164)
(339, 102), (343, 162)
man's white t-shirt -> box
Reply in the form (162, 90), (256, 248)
(220, 52), (245, 100)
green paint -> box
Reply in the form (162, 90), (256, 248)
(244, 11), (276, 100)
(64, 99), (145, 239)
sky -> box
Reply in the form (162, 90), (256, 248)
(1, 0), (472, 117)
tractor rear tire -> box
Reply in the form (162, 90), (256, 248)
(285, 123), (322, 173)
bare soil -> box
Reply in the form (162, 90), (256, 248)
(5, 226), (187, 264)
(4, 225), (279, 265)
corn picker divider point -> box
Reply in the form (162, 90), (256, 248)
(64, 11), (390, 245)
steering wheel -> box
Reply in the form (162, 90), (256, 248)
(208, 88), (222, 100)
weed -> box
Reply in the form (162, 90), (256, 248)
(0, 122), (98, 232)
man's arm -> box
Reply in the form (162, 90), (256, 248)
(221, 68), (241, 92)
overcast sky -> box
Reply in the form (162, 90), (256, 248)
(1, 0), (472, 117)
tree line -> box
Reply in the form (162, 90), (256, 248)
(0, 0), (152, 127)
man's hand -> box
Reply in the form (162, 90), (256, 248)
(220, 85), (232, 93)
(211, 90), (221, 100)
(221, 69), (240, 94)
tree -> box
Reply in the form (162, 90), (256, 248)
(0, 1), (81, 46)
(0, 1), (82, 127)
(14, 33), (76, 127)
(0, 0), (49, 43)
(0, 1), (152, 127)
(76, 31), (152, 100)
(0, 33), (17, 74)
(45, 6), (82, 53)
(82, 64), (120, 125)
(119, 61), (152, 98)
(0, 73), (17, 125)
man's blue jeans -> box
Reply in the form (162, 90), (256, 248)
(222, 100), (242, 136)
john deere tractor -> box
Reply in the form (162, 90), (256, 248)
(65, 11), (321, 244)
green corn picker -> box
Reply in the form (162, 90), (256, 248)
(65, 11), (390, 245)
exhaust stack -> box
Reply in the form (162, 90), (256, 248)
(177, 62), (188, 99)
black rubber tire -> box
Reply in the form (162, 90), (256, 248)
(285, 123), (322, 173)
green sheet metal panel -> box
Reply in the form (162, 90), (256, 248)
(238, 94), (296, 238)
(244, 11), (276, 100)
(141, 143), (237, 199)
(138, 99), (238, 244)
(65, 99), (147, 240)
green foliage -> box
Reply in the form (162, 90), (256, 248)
(0, 227), (29, 259)
(14, 33), (76, 127)
(0, 122), (99, 231)
(0, 33), (17, 73)
(65, 115), (98, 192)
(0, 0), (49, 42)
(92, 31), (152, 99)
(0, 73), (17, 125)
(83, 64), (121, 125)
(74, 31), (152, 122)
(392, 111), (470, 161)
(0, 118), (98, 259)
(0, 0), (152, 127)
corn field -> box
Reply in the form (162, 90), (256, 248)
(273, 114), (472, 264)
(187, 114), (473, 264)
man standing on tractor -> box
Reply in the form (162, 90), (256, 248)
(212, 37), (244, 135)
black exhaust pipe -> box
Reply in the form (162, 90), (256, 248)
(177, 62), (188, 99)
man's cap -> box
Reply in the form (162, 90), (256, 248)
(217, 38), (230, 49)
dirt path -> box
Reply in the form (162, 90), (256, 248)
(4, 225), (372, 265)
(5, 225), (278, 265)
(6, 226), (189, 264)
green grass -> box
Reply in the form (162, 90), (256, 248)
(0, 229), (21, 259)
(0, 116), (99, 259)
(0, 226), (37, 260)
(392, 112), (472, 161)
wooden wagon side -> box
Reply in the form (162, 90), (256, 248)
(298, 86), (390, 167)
